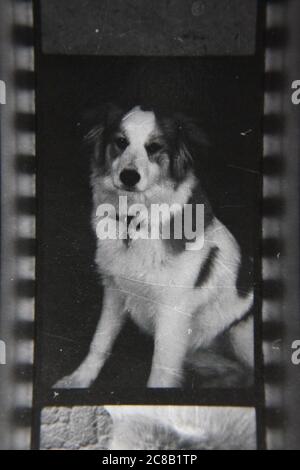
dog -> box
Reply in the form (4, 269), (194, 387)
(55, 104), (254, 389)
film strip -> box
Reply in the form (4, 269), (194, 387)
(262, 0), (287, 449)
(0, 0), (298, 450)
(0, 0), (36, 450)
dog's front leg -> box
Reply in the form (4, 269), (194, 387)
(147, 306), (190, 388)
(54, 286), (125, 388)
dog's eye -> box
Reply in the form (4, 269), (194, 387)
(115, 137), (128, 151)
(146, 143), (163, 155)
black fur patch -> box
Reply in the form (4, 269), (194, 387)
(165, 210), (187, 253)
(155, 113), (209, 184)
(85, 103), (129, 171)
(186, 182), (214, 229)
(195, 247), (220, 287)
(236, 254), (254, 298)
(165, 182), (214, 254)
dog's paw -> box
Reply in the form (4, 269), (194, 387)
(147, 374), (182, 389)
(53, 371), (93, 389)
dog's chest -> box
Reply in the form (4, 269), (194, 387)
(96, 238), (198, 332)
(97, 237), (168, 278)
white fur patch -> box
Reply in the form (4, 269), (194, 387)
(121, 107), (157, 147)
(105, 406), (256, 450)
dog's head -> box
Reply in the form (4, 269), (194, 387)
(85, 104), (208, 195)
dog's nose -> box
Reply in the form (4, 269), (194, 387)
(120, 169), (141, 187)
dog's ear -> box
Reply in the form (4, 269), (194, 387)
(82, 103), (125, 166)
(83, 103), (124, 143)
(173, 114), (209, 181)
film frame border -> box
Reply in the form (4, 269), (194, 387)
(0, 0), (298, 450)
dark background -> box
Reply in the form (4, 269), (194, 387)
(36, 55), (263, 391)
(40, 0), (257, 56)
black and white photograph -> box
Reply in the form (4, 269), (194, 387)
(1, 0), (300, 452)
(37, 10), (262, 394)
(34, 1), (263, 450)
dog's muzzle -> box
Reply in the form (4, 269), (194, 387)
(119, 168), (141, 189)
